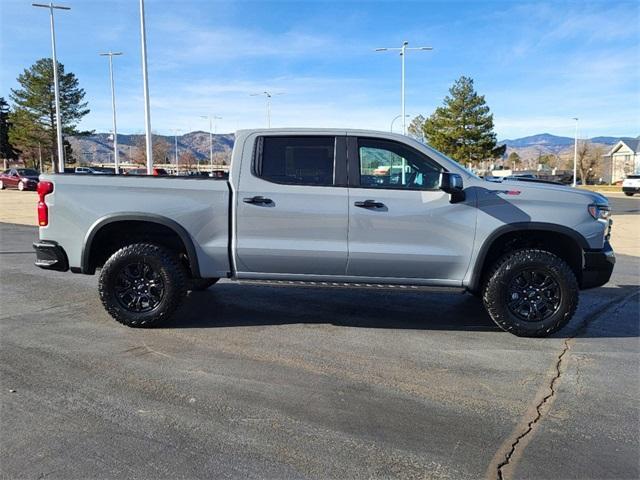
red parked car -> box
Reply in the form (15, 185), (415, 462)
(124, 167), (168, 176)
(0, 168), (40, 191)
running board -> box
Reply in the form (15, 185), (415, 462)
(228, 279), (465, 294)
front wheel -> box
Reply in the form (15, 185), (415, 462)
(0, 180), (4, 190)
(98, 243), (187, 327)
(624, 192), (634, 197)
(18, 181), (25, 191)
(482, 249), (579, 337)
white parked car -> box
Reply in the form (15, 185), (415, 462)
(622, 174), (640, 196)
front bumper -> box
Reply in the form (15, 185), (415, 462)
(622, 186), (639, 194)
(581, 241), (615, 289)
(33, 241), (69, 272)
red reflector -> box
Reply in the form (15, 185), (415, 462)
(37, 181), (54, 227)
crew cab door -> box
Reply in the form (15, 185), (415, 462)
(346, 136), (476, 284)
(235, 134), (349, 276)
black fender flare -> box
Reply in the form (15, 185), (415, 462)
(81, 213), (201, 277)
(467, 222), (589, 292)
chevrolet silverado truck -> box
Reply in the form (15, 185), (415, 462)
(33, 129), (615, 337)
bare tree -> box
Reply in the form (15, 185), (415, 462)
(178, 150), (197, 171)
(577, 141), (601, 185)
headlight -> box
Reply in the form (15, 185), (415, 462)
(588, 204), (611, 220)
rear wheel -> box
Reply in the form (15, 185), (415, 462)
(624, 192), (634, 196)
(188, 278), (219, 291)
(482, 249), (578, 337)
(0, 180), (4, 190)
(98, 243), (187, 327)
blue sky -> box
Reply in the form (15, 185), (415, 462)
(1, 0), (639, 139)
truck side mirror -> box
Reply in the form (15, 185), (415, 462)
(439, 172), (465, 203)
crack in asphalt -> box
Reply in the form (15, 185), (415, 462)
(495, 289), (639, 480)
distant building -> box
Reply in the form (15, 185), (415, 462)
(603, 139), (640, 183)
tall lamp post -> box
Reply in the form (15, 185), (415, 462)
(250, 91), (284, 128)
(99, 51), (123, 174)
(390, 114), (411, 133)
(572, 117), (579, 187)
(201, 115), (222, 172)
(170, 128), (182, 169)
(375, 41), (432, 135)
(139, 0), (153, 174)
(32, 2), (70, 173)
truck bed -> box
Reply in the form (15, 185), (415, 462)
(38, 174), (231, 278)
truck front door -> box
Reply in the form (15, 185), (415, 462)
(235, 134), (349, 276)
(346, 136), (476, 284)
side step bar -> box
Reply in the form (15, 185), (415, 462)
(228, 279), (465, 294)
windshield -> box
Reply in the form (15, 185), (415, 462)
(18, 169), (39, 176)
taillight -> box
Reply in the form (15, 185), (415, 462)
(37, 181), (54, 226)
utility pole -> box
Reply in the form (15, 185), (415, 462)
(572, 117), (579, 187)
(32, 2), (70, 173)
(99, 51), (123, 174)
(375, 41), (432, 135)
(139, 0), (153, 174)
(250, 92), (284, 128)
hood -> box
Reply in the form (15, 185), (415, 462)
(488, 178), (608, 204)
(22, 175), (40, 182)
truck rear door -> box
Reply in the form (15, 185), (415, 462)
(235, 134), (349, 276)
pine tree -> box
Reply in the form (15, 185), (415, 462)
(0, 97), (19, 161)
(423, 76), (503, 164)
(9, 58), (89, 172)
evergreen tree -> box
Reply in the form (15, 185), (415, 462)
(0, 97), (19, 161)
(423, 76), (503, 164)
(9, 58), (89, 172)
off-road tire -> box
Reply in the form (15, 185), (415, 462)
(99, 243), (187, 327)
(188, 278), (219, 291)
(482, 249), (579, 337)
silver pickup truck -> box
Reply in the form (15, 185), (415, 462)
(33, 129), (615, 337)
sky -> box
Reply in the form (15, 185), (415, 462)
(1, 0), (639, 139)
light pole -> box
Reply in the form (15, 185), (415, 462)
(170, 128), (181, 169)
(201, 115), (222, 172)
(99, 51), (123, 174)
(139, 0), (153, 174)
(32, 2), (70, 173)
(390, 114), (411, 133)
(572, 117), (579, 187)
(250, 91), (284, 128)
(375, 41), (432, 135)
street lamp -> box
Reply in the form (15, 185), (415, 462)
(375, 41), (432, 135)
(201, 115), (222, 172)
(32, 2), (70, 173)
(139, 0), (153, 174)
(170, 128), (182, 168)
(99, 51), (123, 174)
(572, 117), (579, 187)
(390, 114), (411, 133)
(250, 91), (285, 128)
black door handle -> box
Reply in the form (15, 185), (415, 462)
(243, 195), (273, 205)
(354, 199), (385, 209)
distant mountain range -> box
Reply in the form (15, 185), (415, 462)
(68, 130), (638, 165)
(67, 131), (235, 165)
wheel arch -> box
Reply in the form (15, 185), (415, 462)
(81, 213), (200, 278)
(468, 222), (588, 292)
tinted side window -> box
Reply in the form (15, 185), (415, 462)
(358, 138), (442, 190)
(257, 136), (335, 186)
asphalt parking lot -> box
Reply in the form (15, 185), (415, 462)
(1, 200), (639, 479)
